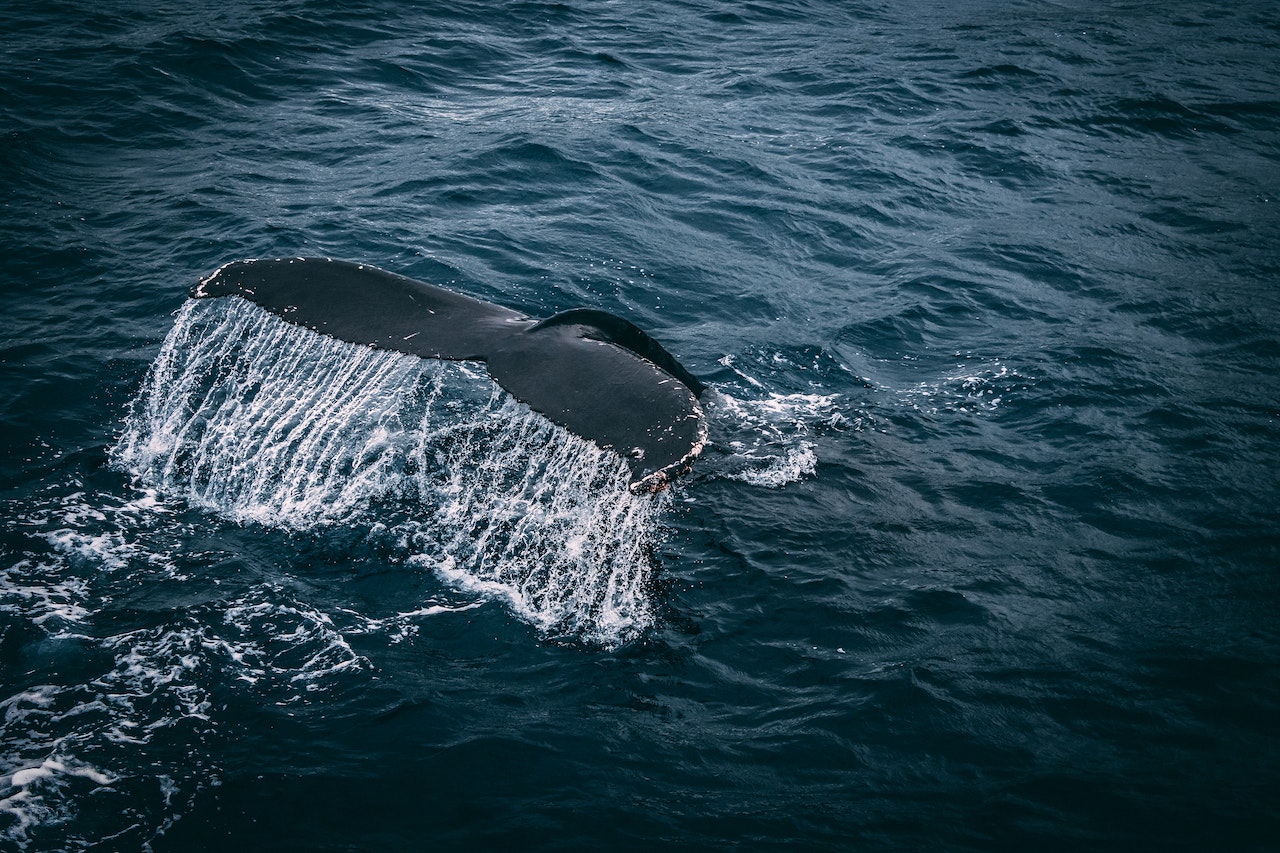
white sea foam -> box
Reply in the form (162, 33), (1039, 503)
(217, 592), (370, 689)
(0, 561), (91, 628)
(724, 441), (818, 488)
(0, 753), (116, 841)
(703, 389), (848, 488)
(893, 358), (1028, 415)
(0, 581), (378, 847)
(0, 678), (157, 846)
(0, 564), (402, 845)
(339, 600), (487, 643)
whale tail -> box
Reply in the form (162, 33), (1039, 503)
(192, 258), (707, 492)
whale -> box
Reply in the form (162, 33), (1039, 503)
(192, 257), (707, 493)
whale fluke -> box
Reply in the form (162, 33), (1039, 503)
(192, 257), (707, 492)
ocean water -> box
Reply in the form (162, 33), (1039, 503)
(2, 0), (1278, 849)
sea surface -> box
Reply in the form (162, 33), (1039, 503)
(2, 1), (1278, 850)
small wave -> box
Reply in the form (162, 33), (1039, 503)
(892, 358), (1029, 416)
(340, 600), (487, 644)
(0, 561), (91, 629)
(0, 577), (374, 848)
(0, 747), (116, 845)
(722, 440), (818, 488)
(702, 385), (853, 488)
(215, 592), (370, 689)
(0, 628), (214, 850)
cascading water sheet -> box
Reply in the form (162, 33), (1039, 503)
(112, 298), (667, 646)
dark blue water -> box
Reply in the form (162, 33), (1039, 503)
(3, 1), (1278, 850)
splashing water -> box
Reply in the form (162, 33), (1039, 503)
(405, 392), (667, 644)
(111, 298), (665, 646)
(701, 390), (849, 488)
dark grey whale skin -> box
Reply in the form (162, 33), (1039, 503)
(192, 257), (707, 492)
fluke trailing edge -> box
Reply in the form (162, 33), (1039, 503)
(192, 258), (707, 492)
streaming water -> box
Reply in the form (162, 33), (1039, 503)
(112, 297), (666, 646)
